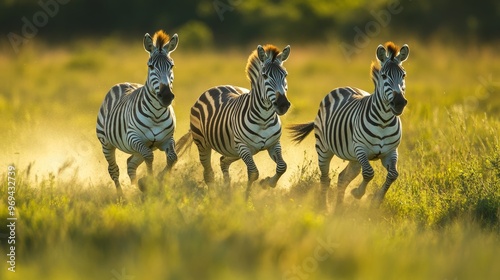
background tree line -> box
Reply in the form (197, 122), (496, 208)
(1, 0), (499, 49)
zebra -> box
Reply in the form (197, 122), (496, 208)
(288, 42), (409, 208)
(96, 30), (179, 195)
(177, 44), (291, 198)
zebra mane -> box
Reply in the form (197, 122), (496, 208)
(370, 61), (380, 89)
(371, 41), (401, 88)
(245, 44), (281, 80)
(153, 30), (170, 49)
(385, 41), (399, 60)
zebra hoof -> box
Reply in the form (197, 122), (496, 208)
(259, 177), (276, 189)
(116, 188), (124, 199)
(370, 193), (385, 208)
(138, 177), (149, 192)
(157, 171), (166, 182)
(370, 198), (383, 208)
(350, 188), (365, 199)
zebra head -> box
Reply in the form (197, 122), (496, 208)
(144, 31), (179, 108)
(257, 45), (291, 116)
(376, 42), (410, 116)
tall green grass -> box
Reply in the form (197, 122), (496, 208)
(0, 39), (499, 279)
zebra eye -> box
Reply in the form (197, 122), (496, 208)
(381, 73), (388, 80)
(262, 73), (268, 79)
(148, 64), (154, 70)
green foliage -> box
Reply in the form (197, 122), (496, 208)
(1, 0), (499, 46)
(177, 21), (214, 49)
(386, 110), (500, 228)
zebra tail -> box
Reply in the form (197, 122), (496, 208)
(287, 122), (315, 144)
(176, 131), (194, 157)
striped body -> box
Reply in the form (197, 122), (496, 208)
(315, 86), (401, 162)
(179, 45), (291, 198)
(191, 85), (282, 157)
(96, 31), (179, 195)
(289, 42), (409, 208)
(98, 83), (176, 154)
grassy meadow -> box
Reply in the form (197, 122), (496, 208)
(1, 38), (500, 279)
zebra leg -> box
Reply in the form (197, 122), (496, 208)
(260, 141), (287, 188)
(372, 151), (399, 207)
(194, 141), (214, 185)
(126, 154), (144, 185)
(337, 161), (361, 205)
(351, 149), (374, 199)
(220, 156), (238, 186)
(158, 137), (178, 181)
(237, 144), (259, 199)
(132, 140), (154, 192)
(102, 144), (122, 196)
(317, 147), (334, 210)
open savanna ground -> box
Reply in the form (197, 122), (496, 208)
(1, 38), (499, 279)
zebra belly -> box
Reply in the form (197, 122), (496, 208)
(365, 143), (398, 160)
(209, 130), (280, 157)
(326, 123), (401, 161)
(108, 128), (174, 154)
(105, 112), (175, 154)
(355, 118), (401, 160)
(362, 137), (400, 160)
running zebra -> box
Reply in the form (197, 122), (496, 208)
(288, 42), (409, 208)
(177, 44), (291, 198)
(96, 30), (179, 195)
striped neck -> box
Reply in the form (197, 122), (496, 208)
(143, 82), (164, 109)
(373, 88), (396, 122)
(371, 72), (397, 124)
(246, 50), (276, 117)
(249, 78), (275, 118)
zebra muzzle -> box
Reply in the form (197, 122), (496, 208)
(158, 83), (174, 107)
(391, 92), (407, 116)
(274, 92), (291, 115)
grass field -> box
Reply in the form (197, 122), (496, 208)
(1, 38), (499, 279)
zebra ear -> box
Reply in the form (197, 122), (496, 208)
(376, 44), (387, 63)
(397, 44), (410, 63)
(278, 45), (291, 62)
(257, 45), (267, 62)
(144, 33), (155, 54)
(165, 33), (179, 54)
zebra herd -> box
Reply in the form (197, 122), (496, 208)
(96, 30), (410, 207)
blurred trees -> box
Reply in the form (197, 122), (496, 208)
(1, 0), (499, 48)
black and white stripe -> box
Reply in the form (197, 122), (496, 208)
(289, 42), (409, 207)
(96, 31), (179, 195)
(178, 44), (291, 198)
